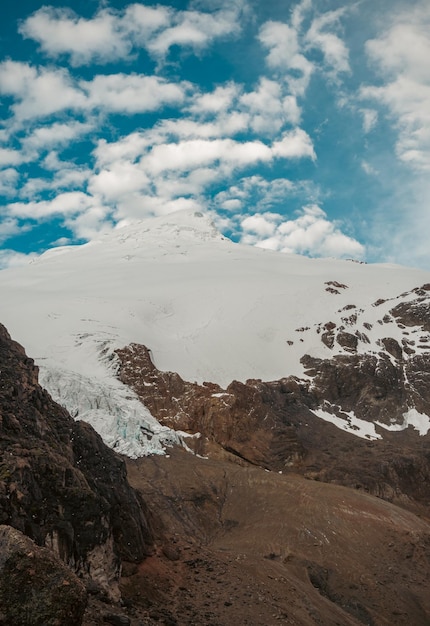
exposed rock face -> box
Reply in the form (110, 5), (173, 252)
(116, 338), (430, 516)
(0, 525), (86, 626)
(0, 323), (154, 602)
(115, 344), (307, 468)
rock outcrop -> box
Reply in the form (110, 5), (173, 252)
(116, 339), (430, 516)
(0, 525), (87, 626)
(0, 323), (154, 604)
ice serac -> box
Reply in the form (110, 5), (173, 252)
(0, 209), (429, 457)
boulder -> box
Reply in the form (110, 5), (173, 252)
(0, 525), (86, 626)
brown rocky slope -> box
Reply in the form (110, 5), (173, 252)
(123, 447), (430, 626)
(113, 333), (430, 625)
(2, 317), (430, 625)
(116, 342), (430, 517)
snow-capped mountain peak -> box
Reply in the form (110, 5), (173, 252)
(0, 209), (429, 455)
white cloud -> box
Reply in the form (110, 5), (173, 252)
(239, 78), (301, 133)
(0, 147), (26, 167)
(0, 61), (188, 122)
(8, 191), (97, 219)
(19, 6), (131, 66)
(0, 249), (39, 269)
(87, 121), (315, 226)
(361, 160), (378, 176)
(89, 160), (150, 201)
(241, 206), (364, 259)
(142, 138), (273, 176)
(144, 5), (241, 59)
(0, 61), (86, 121)
(92, 134), (152, 168)
(259, 5), (350, 97)
(259, 20), (314, 96)
(0, 168), (19, 196)
(363, 3), (430, 171)
(215, 175), (297, 214)
(19, 2), (242, 66)
(123, 4), (171, 44)
(241, 213), (280, 237)
(23, 121), (93, 151)
(291, 0), (312, 31)
(0, 217), (22, 242)
(189, 83), (240, 114)
(272, 128), (316, 160)
(360, 108), (378, 133)
(139, 131), (315, 179)
(153, 167), (220, 199)
(114, 193), (203, 221)
(159, 114), (250, 139)
(64, 205), (112, 240)
(219, 198), (242, 211)
(20, 161), (91, 198)
(305, 9), (350, 76)
(82, 74), (187, 113)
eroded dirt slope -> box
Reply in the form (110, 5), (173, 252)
(119, 448), (430, 626)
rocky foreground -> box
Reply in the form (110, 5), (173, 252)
(123, 448), (430, 626)
(0, 323), (154, 624)
(1, 320), (430, 625)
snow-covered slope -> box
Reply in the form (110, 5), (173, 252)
(0, 209), (429, 454)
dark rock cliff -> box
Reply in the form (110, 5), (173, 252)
(0, 525), (87, 626)
(0, 323), (154, 602)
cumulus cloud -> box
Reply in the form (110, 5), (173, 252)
(86, 121), (315, 226)
(0, 61), (188, 122)
(144, 7), (240, 59)
(64, 205), (112, 240)
(114, 193), (203, 222)
(189, 83), (240, 114)
(0, 61), (86, 121)
(240, 206), (364, 259)
(272, 128), (316, 160)
(141, 136), (296, 176)
(188, 79), (301, 138)
(215, 175), (297, 213)
(0, 0), (369, 265)
(19, 6), (132, 66)
(82, 73), (187, 113)
(8, 191), (98, 219)
(0, 147), (26, 167)
(22, 121), (94, 151)
(88, 160), (150, 201)
(19, 2), (242, 66)
(241, 213), (280, 238)
(20, 159), (91, 198)
(239, 78), (301, 133)
(362, 2), (430, 171)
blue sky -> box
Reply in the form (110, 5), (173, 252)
(0, 0), (429, 269)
